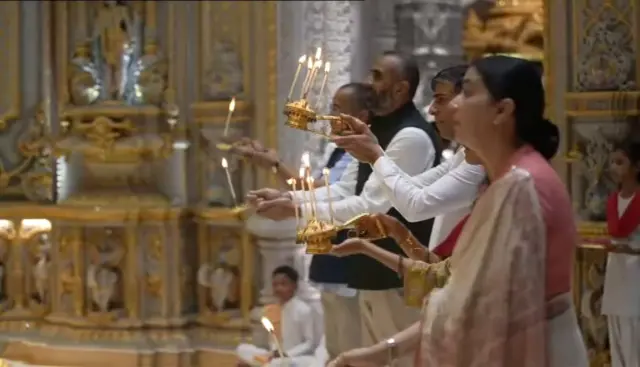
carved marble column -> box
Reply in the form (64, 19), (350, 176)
(395, 0), (465, 107)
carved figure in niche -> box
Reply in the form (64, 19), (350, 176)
(86, 228), (125, 313)
(202, 41), (244, 100)
(574, 124), (625, 220)
(198, 245), (241, 312)
(92, 1), (134, 99)
(577, 10), (634, 91)
(31, 233), (51, 305)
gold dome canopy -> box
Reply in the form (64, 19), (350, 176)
(463, 0), (544, 61)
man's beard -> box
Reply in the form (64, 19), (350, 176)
(372, 90), (393, 115)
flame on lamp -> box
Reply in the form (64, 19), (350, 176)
(221, 158), (229, 168)
(261, 317), (274, 332)
(301, 152), (310, 167)
(229, 97), (236, 112)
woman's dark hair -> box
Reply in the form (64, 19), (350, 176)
(613, 139), (640, 183)
(471, 55), (559, 160)
(272, 265), (299, 283)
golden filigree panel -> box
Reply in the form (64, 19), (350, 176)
(571, 0), (637, 91)
(0, 1), (21, 129)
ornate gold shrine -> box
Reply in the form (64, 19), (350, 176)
(0, 1), (277, 366)
(463, 0), (544, 61)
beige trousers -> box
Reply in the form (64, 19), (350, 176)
(359, 289), (421, 367)
(321, 291), (362, 360)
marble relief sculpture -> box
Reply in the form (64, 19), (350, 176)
(202, 41), (244, 100)
(198, 245), (241, 314)
(86, 229), (125, 314)
(69, 0), (167, 105)
(31, 233), (51, 305)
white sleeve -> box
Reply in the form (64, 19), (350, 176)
(288, 159), (358, 203)
(300, 127), (434, 224)
(373, 158), (486, 222)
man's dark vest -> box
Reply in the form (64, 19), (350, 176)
(308, 148), (351, 284)
(346, 102), (443, 290)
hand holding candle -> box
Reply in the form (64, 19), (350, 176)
(223, 97), (236, 136)
(261, 317), (285, 358)
(288, 55), (306, 101)
(221, 158), (238, 206)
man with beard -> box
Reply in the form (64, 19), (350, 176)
(249, 51), (442, 367)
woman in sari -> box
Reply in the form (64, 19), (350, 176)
(326, 55), (588, 367)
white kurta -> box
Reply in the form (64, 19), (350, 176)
(237, 297), (320, 366)
(601, 193), (640, 367)
(371, 148), (485, 249)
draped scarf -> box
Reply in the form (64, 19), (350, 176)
(418, 168), (547, 367)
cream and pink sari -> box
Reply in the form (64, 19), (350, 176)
(417, 165), (588, 367)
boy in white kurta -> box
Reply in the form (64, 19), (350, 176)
(602, 141), (640, 367)
(236, 266), (322, 367)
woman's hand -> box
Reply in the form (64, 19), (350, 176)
(354, 213), (406, 240)
(331, 238), (372, 257)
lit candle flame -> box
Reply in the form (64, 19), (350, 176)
(323, 168), (330, 176)
(301, 152), (310, 167)
(261, 317), (274, 332)
(299, 167), (305, 179)
(307, 57), (313, 70)
(229, 97), (236, 112)
(298, 55), (307, 64)
(315, 60), (323, 69)
(221, 158), (229, 168)
(315, 47), (322, 60)
(324, 62), (331, 73)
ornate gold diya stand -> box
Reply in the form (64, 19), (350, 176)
(283, 99), (353, 137)
(0, 102), (216, 366)
(296, 213), (381, 255)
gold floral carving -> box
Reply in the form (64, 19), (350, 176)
(463, 0), (544, 61)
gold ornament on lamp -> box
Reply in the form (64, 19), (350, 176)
(292, 153), (386, 254)
(282, 48), (354, 137)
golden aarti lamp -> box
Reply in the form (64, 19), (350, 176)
(291, 156), (385, 254)
(283, 49), (354, 137)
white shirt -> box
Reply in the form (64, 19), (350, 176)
(372, 148), (486, 249)
(274, 296), (318, 357)
(602, 193), (640, 317)
(290, 127), (435, 224)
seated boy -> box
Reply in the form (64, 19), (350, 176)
(237, 266), (319, 367)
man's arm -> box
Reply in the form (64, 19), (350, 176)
(300, 127), (434, 224)
(289, 159), (358, 203)
(373, 151), (485, 222)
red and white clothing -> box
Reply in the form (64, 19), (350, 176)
(602, 191), (640, 367)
